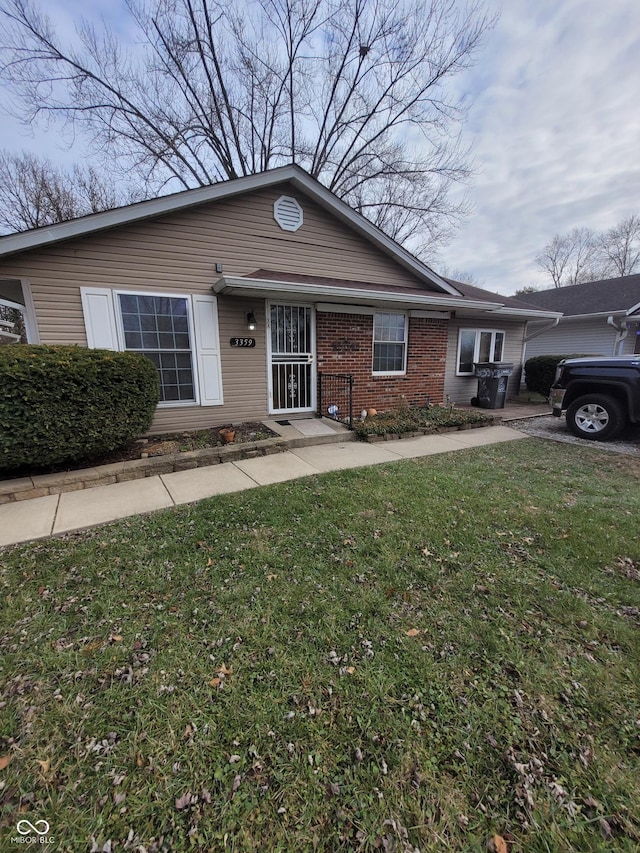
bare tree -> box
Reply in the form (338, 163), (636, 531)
(0, 150), (131, 233)
(0, 0), (493, 247)
(597, 213), (640, 277)
(535, 215), (640, 288)
(535, 227), (601, 288)
(437, 264), (481, 286)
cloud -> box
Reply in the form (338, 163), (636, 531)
(440, 0), (640, 293)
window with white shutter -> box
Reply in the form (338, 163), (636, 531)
(80, 287), (224, 407)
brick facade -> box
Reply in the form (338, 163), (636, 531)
(316, 311), (448, 415)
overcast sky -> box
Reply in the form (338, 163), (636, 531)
(439, 0), (640, 294)
(1, 0), (639, 296)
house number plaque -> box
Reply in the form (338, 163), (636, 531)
(230, 337), (256, 347)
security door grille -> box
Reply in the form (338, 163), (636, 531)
(269, 304), (314, 412)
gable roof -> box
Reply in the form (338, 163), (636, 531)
(0, 164), (461, 297)
(0, 164), (562, 320)
(517, 274), (640, 318)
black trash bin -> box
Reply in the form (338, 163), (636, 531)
(472, 362), (514, 409)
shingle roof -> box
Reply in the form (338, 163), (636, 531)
(515, 274), (640, 316)
(446, 279), (547, 311)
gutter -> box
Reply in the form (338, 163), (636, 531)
(607, 315), (633, 355)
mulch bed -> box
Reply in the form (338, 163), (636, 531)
(1, 422), (279, 480)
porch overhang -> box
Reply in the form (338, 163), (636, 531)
(213, 275), (503, 314)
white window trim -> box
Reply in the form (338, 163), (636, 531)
(372, 311), (408, 376)
(456, 328), (505, 376)
(0, 277), (40, 343)
(113, 289), (201, 409)
(80, 286), (224, 409)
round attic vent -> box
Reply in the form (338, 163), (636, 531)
(274, 195), (303, 232)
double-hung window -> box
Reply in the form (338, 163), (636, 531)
(118, 293), (195, 403)
(372, 312), (407, 374)
(457, 329), (505, 375)
(80, 287), (223, 407)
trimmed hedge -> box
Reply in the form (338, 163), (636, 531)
(0, 345), (160, 472)
(524, 354), (591, 399)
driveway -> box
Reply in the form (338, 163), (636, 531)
(511, 414), (640, 457)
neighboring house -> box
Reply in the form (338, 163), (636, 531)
(0, 165), (558, 433)
(521, 275), (640, 360)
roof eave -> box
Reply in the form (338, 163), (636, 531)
(213, 275), (501, 311)
(493, 307), (563, 320)
(0, 164), (459, 297)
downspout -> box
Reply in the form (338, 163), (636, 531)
(522, 316), (561, 365)
(524, 316), (561, 343)
(520, 317), (561, 389)
(607, 315), (629, 355)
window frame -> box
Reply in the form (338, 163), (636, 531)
(456, 328), (505, 376)
(372, 311), (408, 376)
(0, 277), (39, 343)
(113, 289), (201, 408)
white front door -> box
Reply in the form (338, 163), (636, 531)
(268, 303), (315, 413)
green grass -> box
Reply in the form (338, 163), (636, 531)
(1, 439), (639, 852)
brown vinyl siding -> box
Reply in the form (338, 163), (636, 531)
(0, 183), (435, 432)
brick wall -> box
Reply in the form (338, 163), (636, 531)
(316, 311), (448, 415)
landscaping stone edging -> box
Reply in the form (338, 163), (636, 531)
(361, 418), (496, 442)
(0, 437), (291, 504)
(0, 418), (497, 504)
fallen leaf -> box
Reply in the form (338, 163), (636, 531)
(81, 639), (104, 654)
(492, 835), (508, 853)
(266, 574), (278, 581)
(405, 628), (420, 637)
(0, 755), (11, 771)
(218, 663), (233, 676)
(110, 635), (123, 643)
(36, 758), (51, 776)
(175, 792), (193, 811)
(345, 666), (356, 675)
(209, 677), (221, 687)
(598, 818), (612, 839)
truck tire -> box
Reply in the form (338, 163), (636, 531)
(566, 394), (627, 441)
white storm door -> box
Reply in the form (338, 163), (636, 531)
(268, 303), (315, 413)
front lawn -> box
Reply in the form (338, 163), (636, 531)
(1, 440), (639, 851)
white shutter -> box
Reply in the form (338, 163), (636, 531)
(80, 287), (119, 350)
(192, 295), (224, 406)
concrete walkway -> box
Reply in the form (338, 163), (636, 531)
(0, 425), (526, 548)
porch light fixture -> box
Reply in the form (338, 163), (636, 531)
(247, 311), (257, 331)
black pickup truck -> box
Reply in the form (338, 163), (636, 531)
(550, 356), (640, 441)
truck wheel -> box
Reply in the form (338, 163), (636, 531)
(566, 394), (626, 441)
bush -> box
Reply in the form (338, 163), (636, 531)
(524, 354), (591, 399)
(0, 345), (160, 472)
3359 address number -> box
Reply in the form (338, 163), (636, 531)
(230, 337), (256, 347)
